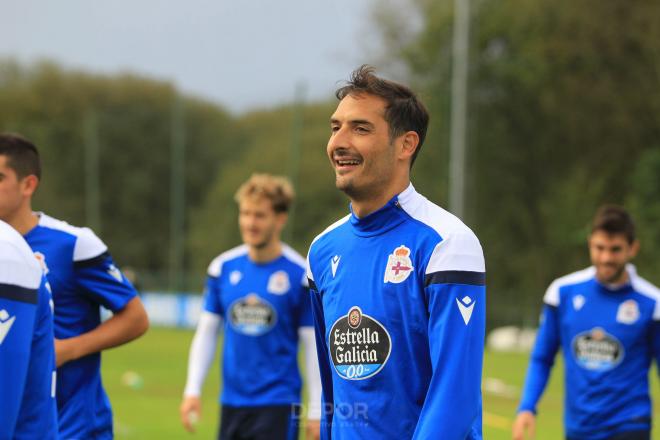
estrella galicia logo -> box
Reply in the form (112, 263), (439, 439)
(228, 294), (277, 336)
(572, 327), (624, 371)
(329, 306), (391, 380)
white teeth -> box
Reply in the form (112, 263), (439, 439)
(337, 160), (360, 166)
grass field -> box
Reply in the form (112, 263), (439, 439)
(103, 327), (660, 439)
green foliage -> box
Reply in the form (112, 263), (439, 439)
(0, 59), (237, 278)
(372, 0), (660, 325)
(628, 147), (660, 281)
(4, 1), (660, 311)
(187, 101), (347, 275)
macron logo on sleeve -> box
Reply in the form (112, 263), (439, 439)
(456, 296), (475, 325)
(0, 309), (16, 345)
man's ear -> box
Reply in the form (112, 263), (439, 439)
(21, 174), (39, 197)
(630, 239), (640, 258)
(276, 212), (289, 232)
(398, 131), (419, 162)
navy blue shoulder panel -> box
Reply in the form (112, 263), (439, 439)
(0, 283), (38, 304)
(425, 270), (485, 287)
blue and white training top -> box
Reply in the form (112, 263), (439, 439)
(519, 265), (660, 439)
(204, 243), (314, 407)
(307, 184), (486, 440)
(0, 220), (57, 440)
(24, 213), (138, 440)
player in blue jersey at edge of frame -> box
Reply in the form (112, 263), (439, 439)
(0, 219), (57, 439)
(513, 205), (660, 440)
(306, 65), (487, 439)
(180, 173), (322, 440)
(0, 133), (150, 440)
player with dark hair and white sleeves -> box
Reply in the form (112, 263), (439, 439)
(180, 174), (321, 440)
(0, 219), (57, 439)
(514, 205), (660, 440)
(307, 66), (486, 439)
(0, 132), (149, 439)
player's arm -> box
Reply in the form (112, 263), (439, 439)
(0, 282), (39, 439)
(180, 310), (222, 432)
(56, 234), (149, 366)
(513, 303), (561, 440)
(55, 295), (148, 366)
(413, 233), (486, 440)
(180, 269), (224, 433)
(299, 326), (322, 439)
(297, 276), (322, 440)
(15, 276), (58, 438)
(649, 304), (660, 376)
(306, 257), (334, 440)
(415, 280), (486, 439)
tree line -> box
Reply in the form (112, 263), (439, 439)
(1, 0), (658, 327)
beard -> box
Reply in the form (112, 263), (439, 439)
(596, 263), (627, 284)
(242, 228), (275, 250)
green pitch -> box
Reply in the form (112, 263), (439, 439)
(103, 327), (660, 439)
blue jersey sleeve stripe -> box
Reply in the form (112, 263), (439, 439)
(425, 270), (485, 287)
(0, 283), (38, 304)
(73, 251), (110, 268)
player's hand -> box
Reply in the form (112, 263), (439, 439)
(512, 410), (536, 440)
(180, 396), (202, 433)
(54, 338), (78, 367)
(306, 419), (321, 440)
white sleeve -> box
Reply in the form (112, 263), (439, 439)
(183, 311), (221, 397)
(299, 326), (322, 420)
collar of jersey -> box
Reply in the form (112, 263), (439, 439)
(348, 185), (415, 237)
(593, 263), (637, 293)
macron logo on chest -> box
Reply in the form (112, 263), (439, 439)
(331, 255), (341, 278)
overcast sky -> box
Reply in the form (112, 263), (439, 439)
(2, 0), (380, 113)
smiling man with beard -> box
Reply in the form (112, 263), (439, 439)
(514, 205), (660, 440)
(306, 65), (486, 439)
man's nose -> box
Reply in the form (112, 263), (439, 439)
(328, 128), (349, 151)
(601, 250), (617, 262)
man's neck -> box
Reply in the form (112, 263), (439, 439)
(351, 179), (410, 218)
(597, 270), (630, 290)
(5, 209), (38, 236)
(248, 240), (282, 264)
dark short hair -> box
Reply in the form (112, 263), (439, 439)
(335, 65), (430, 167)
(591, 205), (636, 244)
(0, 133), (41, 179)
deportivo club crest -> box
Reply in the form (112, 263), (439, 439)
(329, 306), (392, 380)
(267, 270), (290, 295)
(573, 294), (586, 311)
(229, 270), (242, 285)
(616, 299), (639, 325)
(383, 245), (414, 284)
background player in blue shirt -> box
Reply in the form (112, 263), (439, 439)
(0, 133), (150, 439)
(0, 219), (57, 439)
(180, 174), (321, 440)
(306, 65), (486, 439)
(513, 205), (660, 440)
